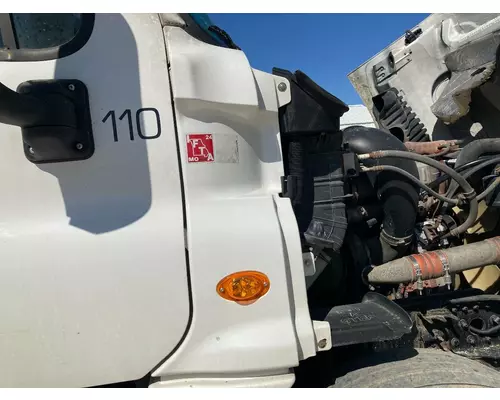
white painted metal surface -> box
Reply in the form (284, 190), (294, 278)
(0, 14), (190, 387)
(150, 371), (295, 388)
(349, 14), (500, 140)
(153, 26), (316, 381)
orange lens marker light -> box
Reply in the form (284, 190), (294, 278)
(217, 271), (270, 304)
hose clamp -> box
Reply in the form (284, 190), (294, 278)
(381, 229), (413, 247)
(408, 255), (423, 294)
(436, 250), (452, 290)
(461, 189), (477, 202)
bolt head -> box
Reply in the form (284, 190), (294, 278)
(462, 306), (469, 313)
(219, 287), (225, 293)
(318, 339), (327, 349)
(75, 143), (84, 151)
(450, 338), (460, 348)
(466, 335), (477, 346)
(473, 305), (480, 312)
(68, 84), (75, 91)
(459, 319), (469, 329)
(277, 82), (287, 92)
(28, 147), (35, 155)
(451, 307), (458, 314)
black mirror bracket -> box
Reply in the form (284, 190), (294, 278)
(0, 79), (94, 164)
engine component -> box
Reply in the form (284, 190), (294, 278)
(404, 140), (460, 156)
(415, 163), (439, 185)
(361, 165), (459, 206)
(371, 291), (500, 368)
(343, 126), (419, 263)
(403, 140), (460, 185)
(372, 88), (429, 142)
(365, 236), (500, 286)
(358, 149), (478, 237)
(446, 139), (500, 198)
(275, 68), (349, 250)
(415, 214), (457, 252)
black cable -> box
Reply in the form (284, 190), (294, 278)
(361, 165), (459, 205)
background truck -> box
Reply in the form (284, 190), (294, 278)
(1, 12), (500, 388)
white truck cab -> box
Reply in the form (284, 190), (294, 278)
(1, 13), (500, 388)
(0, 13), (321, 388)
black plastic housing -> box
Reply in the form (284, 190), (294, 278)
(273, 68), (349, 135)
(17, 79), (94, 164)
(274, 68), (349, 251)
(373, 88), (429, 143)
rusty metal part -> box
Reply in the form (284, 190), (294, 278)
(366, 236), (500, 285)
(404, 140), (460, 155)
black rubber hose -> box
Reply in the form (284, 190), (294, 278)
(477, 177), (500, 201)
(428, 156), (498, 190)
(360, 150), (477, 236)
(455, 139), (500, 169)
(456, 157), (495, 173)
(447, 139), (500, 197)
(461, 156), (500, 179)
(469, 324), (500, 336)
(361, 165), (459, 205)
(360, 150), (475, 195)
(446, 156), (500, 199)
(448, 295), (500, 304)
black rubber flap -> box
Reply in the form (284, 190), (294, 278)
(325, 292), (412, 347)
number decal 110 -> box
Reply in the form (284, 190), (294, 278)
(102, 108), (162, 142)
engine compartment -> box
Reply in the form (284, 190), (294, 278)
(274, 66), (500, 371)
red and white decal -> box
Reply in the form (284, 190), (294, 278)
(186, 134), (214, 163)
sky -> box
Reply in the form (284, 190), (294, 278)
(208, 14), (430, 105)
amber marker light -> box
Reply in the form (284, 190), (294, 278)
(216, 271), (270, 305)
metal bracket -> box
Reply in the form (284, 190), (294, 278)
(302, 251), (316, 277)
(313, 320), (332, 352)
(17, 79), (94, 164)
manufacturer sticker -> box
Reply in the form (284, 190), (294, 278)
(187, 134), (214, 163)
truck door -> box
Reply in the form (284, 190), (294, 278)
(0, 14), (190, 387)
